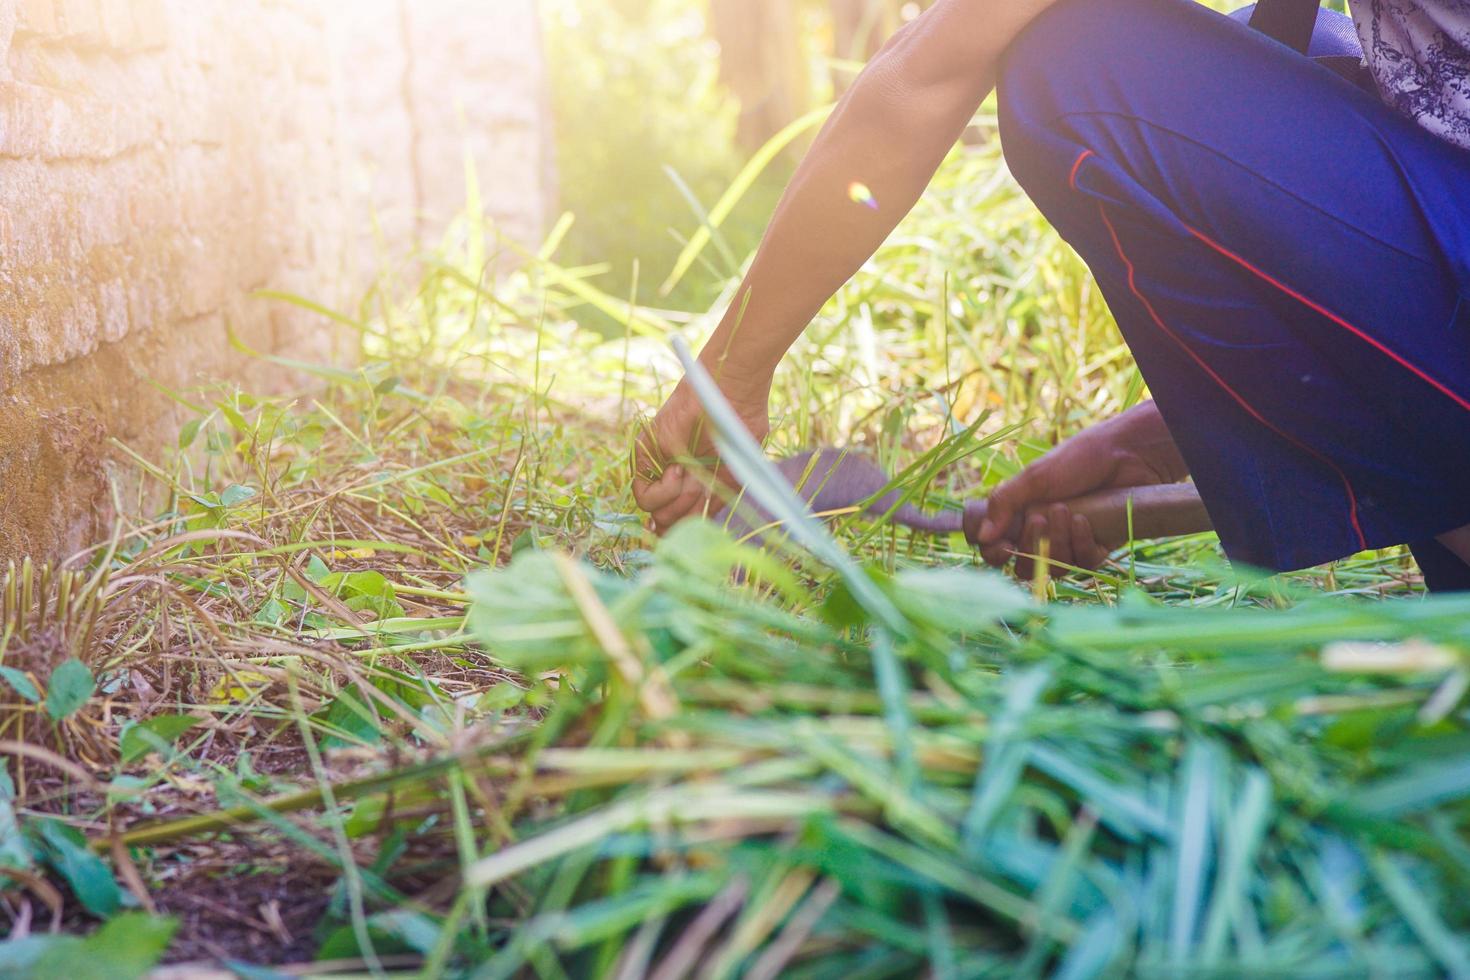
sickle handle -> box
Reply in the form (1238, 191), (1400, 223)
(962, 483), (1213, 549)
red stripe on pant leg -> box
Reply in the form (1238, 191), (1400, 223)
(1093, 200), (1370, 550)
(1182, 224), (1470, 414)
(1069, 149), (1095, 191)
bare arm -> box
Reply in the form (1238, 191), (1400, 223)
(699, 0), (1062, 388)
(636, 0), (1063, 528)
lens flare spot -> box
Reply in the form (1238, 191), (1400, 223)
(848, 181), (879, 211)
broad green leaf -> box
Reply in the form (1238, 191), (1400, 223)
(218, 400), (250, 435)
(320, 570), (403, 618)
(119, 713), (202, 763)
(477, 682), (525, 713)
(177, 416), (203, 449)
(220, 484), (258, 507)
(345, 794), (387, 839)
(316, 689), (383, 749)
(366, 910), (443, 954)
(32, 912), (176, 977)
(0, 936), (53, 975)
(655, 519), (808, 604)
(45, 659), (95, 722)
(892, 566), (1033, 632)
(316, 920), (420, 962)
(36, 819), (121, 918)
(0, 666), (40, 703)
(321, 569), (395, 599)
(0, 761), (33, 871)
(466, 551), (632, 671)
(254, 597), (287, 625)
(106, 775), (150, 803)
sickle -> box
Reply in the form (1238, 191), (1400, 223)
(714, 449), (1213, 549)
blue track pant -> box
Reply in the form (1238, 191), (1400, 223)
(998, 0), (1470, 588)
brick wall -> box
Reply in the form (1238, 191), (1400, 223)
(0, 0), (553, 559)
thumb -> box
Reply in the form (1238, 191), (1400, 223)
(978, 465), (1051, 544)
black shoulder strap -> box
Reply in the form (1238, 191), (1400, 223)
(1249, 0), (1321, 54)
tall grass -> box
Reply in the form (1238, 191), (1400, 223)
(0, 41), (1452, 978)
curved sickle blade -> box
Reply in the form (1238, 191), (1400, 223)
(713, 449), (964, 544)
(717, 448), (1214, 551)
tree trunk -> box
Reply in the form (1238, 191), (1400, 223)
(709, 0), (811, 153)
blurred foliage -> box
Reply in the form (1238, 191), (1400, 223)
(543, 0), (790, 315)
(541, 0), (1352, 322)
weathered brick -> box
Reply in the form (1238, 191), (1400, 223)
(0, 0), (552, 560)
(15, 0), (60, 39)
(57, 0), (105, 46)
(0, 6), (16, 59)
(128, 0), (167, 49)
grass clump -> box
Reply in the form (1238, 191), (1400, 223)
(0, 94), (1460, 977)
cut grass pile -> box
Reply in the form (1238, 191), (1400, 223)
(0, 113), (1464, 977)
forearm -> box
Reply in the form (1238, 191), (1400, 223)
(697, 0), (1061, 390)
(697, 49), (971, 385)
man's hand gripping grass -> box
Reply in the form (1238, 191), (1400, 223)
(631, 373), (771, 535)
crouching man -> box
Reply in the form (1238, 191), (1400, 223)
(634, 0), (1470, 590)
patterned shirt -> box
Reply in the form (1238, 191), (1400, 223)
(1348, 0), (1470, 151)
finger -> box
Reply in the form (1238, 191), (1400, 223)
(980, 540), (1015, 569)
(979, 467), (1051, 545)
(1072, 513), (1107, 570)
(652, 482), (712, 529)
(1045, 504), (1075, 571)
(633, 465), (686, 513)
(636, 472), (687, 514)
(1015, 512), (1048, 581)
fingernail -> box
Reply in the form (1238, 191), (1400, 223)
(669, 465), (684, 481)
(978, 519), (996, 541)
